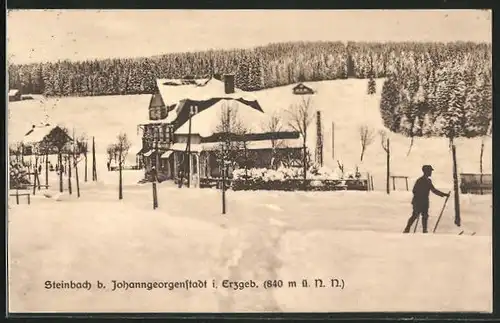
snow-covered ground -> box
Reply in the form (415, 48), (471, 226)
(7, 79), (492, 313)
(7, 170), (492, 312)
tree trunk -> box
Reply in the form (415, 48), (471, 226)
(480, 138), (485, 195)
(303, 144), (307, 191)
(92, 137), (97, 181)
(45, 151), (49, 187)
(480, 138), (485, 175)
(331, 122), (335, 161)
(244, 144), (248, 177)
(119, 150), (123, 200)
(386, 138), (390, 195)
(406, 136), (414, 156)
(451, 143), (461, 227)
(32, 156), (38, 195)
(68, 154), (72, 195)
(75, 157), (80, 198)
(84, 153), (88, 182)
(58, 151), (63, 193)
(222, 165), (226, 215)
(360, 147), (365, 162)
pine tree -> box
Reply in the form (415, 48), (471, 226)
(367, 76), (376, 95)
(379, 75), (400, 131)
(236, 52), (251, 90)
(442, 76), (467, 140)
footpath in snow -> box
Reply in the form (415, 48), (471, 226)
(7, 177), (492, 313)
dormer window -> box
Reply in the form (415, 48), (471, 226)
(190, 105), (198, 115)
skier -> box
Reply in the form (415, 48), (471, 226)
(403, 165), (450, 234)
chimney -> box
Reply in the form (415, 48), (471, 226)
(224, 74), (235, 94)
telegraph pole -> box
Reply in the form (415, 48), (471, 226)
(315, 111), (323, 166)
(186, 108), (194, 188)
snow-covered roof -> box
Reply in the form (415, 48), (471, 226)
(23, 124), (72, 145)
(23, 125), (55, 144)
(168, 139), (302, 152)
(174, 100), (269, 137)
(170, 143), (203, 153)
(160, 150), (173, 159)
(201, 138), (303, 151)
(156, 77), (257, 107)
(9, 89), (20, 96)
(138, 119), (168, 125)
(157, 77), (261, 124)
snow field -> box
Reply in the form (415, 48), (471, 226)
(7, 178), (492, 312)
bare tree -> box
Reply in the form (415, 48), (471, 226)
(359, 125), (375, 162)
(106, 144), (116, 169)
(75, 134), (89, 182)
(9, 142), (23, 163)
(215, 101), (248, 174)
(42, 126), (71, 193)
(379, 130), (391, 194)
(287, 96), (315, 189)
(114, 133), (131, 200)
(261, 111), (284, 169)
(213, 101), (249, 214)
(72, 135), (87, 198)
(337, 160), (344, 176)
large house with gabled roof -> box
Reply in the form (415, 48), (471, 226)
(137, 74), (303, 186)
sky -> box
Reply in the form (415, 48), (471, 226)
(6, 9), (492, 65)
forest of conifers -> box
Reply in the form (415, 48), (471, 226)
(378, 41), (491, 141)
(8, 41), (492, 140)
(8, 41), (491, 97)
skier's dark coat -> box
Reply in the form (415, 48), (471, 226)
(411, 176), (448, 210)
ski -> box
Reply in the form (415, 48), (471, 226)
(458, 230), (476, 236)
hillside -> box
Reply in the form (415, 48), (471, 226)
(8, 78), (492, 192)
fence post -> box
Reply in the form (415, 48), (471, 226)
(152, 182), (158, 209)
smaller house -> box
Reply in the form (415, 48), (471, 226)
(23, 124), (73, 156)
(9, 89), (21, 102)
(292, 83), (315, 95)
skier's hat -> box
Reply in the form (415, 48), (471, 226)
(422, 165), (434, 172)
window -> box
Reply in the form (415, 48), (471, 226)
(162, 125), (167, 141)
(190, 105), (198, 115)
(160, 107), (167, 119)
(168, 126), (174, 143)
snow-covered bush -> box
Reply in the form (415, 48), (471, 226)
(9, 162), (31, 189)
(231, 165), (353, 191)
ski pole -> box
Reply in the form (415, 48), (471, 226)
(432, 191), (451, 233)
(413, 216), (419, 233)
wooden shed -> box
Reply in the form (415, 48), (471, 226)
(292, 83), (315, 95)
(9, 89), (21, 102)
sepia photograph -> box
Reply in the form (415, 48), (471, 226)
(6, 9), (492, 314)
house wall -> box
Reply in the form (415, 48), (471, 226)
(175, 134), (202, 145)
(148, 85), (167, 121)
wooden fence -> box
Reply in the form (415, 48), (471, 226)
(459, 173), (492, 195)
